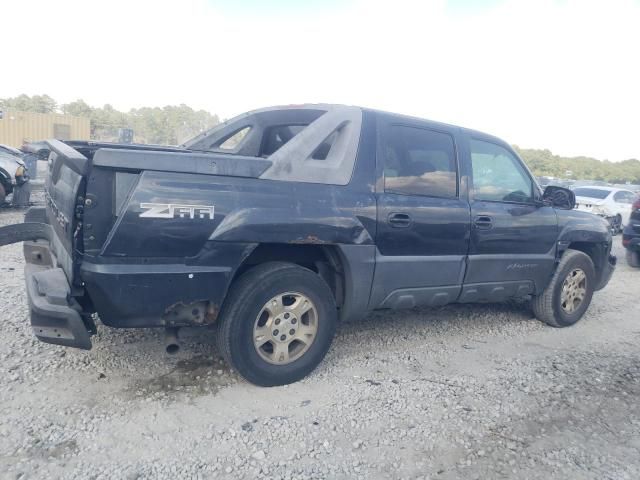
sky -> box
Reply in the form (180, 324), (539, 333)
(2, 0), (639, 161)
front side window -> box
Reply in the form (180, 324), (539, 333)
(384, 125), (457, 198)
(470, 139), (533, 203)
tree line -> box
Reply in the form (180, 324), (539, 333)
(513, 146), (640, 184)
(2, 94), (639, 183)
(0, 94), (220, 146)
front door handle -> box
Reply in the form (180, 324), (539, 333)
(388, 212), (412, 228)
(474, 215), (493, 229)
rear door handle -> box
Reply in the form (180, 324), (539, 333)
(388, 212), (412, 228)
(474, 215), (493, 229)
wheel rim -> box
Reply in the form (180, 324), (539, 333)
(253, 292), (318, 365)
(560, 268), (587, 314)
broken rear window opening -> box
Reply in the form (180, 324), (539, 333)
(219, 126), (251, 150)
(260, 125), (306, 156)
(260, 124), (341, 160)
(311, 129), (340, 160)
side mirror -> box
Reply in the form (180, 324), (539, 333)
(542, 186), (575, 210)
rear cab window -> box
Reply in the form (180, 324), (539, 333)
(573, 188), (611, 200)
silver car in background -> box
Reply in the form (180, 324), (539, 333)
(0, 148), (29, 206)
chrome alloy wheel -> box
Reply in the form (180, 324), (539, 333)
(253, 292), (318, 365)
(560, 268), (587, 314)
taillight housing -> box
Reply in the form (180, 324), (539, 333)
(633, 197), (640, 211)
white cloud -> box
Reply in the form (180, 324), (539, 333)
(2, 0), (639, 160)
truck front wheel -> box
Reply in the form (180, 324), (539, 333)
(217, 262), (337, 386)
(532, 250), (596, 327)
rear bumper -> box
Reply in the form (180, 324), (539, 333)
(20, 207), (92, 349)
(25, 263), (92, 349)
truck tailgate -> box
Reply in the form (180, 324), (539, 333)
(44, 139), (89, 282)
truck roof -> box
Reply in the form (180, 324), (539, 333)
(183, 103), (510, 151)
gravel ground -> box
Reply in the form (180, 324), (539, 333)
(1, 180), (639, 479)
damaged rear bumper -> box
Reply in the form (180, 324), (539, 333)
(0, 208), (92, 349)
(25, 264), (92, 349)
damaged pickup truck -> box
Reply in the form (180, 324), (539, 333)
(0, 104), (616, 386)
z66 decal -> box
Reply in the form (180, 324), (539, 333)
(139, 203), (214, 220)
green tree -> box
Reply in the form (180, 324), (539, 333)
(515, 146), (640, 184)
(0, 94), (57, 113)
(61, 99), (94, 118)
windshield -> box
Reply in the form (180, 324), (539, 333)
(573, 187), (611, 199)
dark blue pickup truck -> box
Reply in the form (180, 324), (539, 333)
(0, 105), (616, 386)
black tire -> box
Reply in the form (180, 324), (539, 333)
(613, 214), (623, 235)
(532, 249), (596, 327)
(217, 262), (337, 386)
(0, 183), (6, 205)
(626, 249), (640, 268)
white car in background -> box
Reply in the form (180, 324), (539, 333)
(573, 186), (638, 232)
(0, 150), (28, 205)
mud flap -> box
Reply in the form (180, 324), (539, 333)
(11, 182), (31, 207)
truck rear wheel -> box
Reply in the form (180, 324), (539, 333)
(532, 249), (596, 327)
(217, 262), (337, 386)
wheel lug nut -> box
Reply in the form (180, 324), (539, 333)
(291, 318), (297, 324)
(273, 329), (279, 336)
(275, 319), (280, 325)
(284, 313), (290, 319)
(289, 329), (295, 335)
(280, 335), (286, 341)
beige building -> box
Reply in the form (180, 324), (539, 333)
(0, 110), (90, 148)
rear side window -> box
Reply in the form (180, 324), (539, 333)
(384, 126), (458, 198)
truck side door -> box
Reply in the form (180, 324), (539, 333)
(370, 116), (471, 309)
(461, 134), (558, 301)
